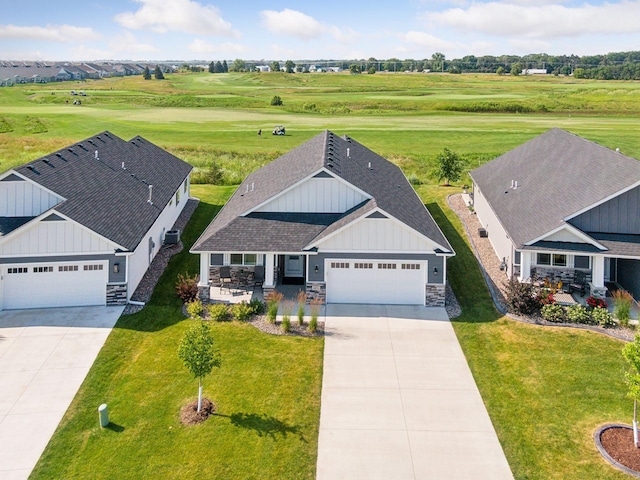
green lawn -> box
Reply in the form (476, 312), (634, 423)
(30, 186), (323, 480)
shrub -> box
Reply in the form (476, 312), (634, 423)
(407, 173), (422, 185)
(282, 315), (291, 333)
(592, 306), (615, 327)
(281, 301), (294, 325)
(265, 291), (284, 323)
(309, 297), (322, 333)
(230, 301), (253, 321)
(176, 272), (199, 303)
(207, 303), (229, 322)
(586, 295), (608, 309)
(186, 299), (204, 319)
(270, 95), (283, 106)
(249, 298), (265, 315)
(541, 303), (565, 323)
(565, 304), (591, 324)
(308, 316), (318, 334)
(613, 289), (634, 327)
(504, 278), (541, 315)
(297, 291), (306, 326)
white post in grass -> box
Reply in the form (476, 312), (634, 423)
(623, 334), (640, 448)
(634, 400), (638, 448)
(198, 381), (203, 413)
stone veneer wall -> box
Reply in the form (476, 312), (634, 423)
(208, 266), (256, 286)
(425, 284), (445, 307)
(106, 284), (128, 306)
(531, 266), (591, 283)
(198, 285), (210, 303)
(306, 282), (326, 304)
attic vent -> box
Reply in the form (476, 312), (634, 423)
(78, 144), (87, 151)
(131, 141), (137, 146)
(42, 159), (54, 167)
(27, 165), (38, 174)
(104, 132), (111, 138)
(67, 148), (76, 155)
(88, 140), (95, 146)
(97, 136), (104, 142)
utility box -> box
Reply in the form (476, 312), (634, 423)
(165, 229), (180, 245)
(478, 228), (488, 238)
(98, 403), (109, 428)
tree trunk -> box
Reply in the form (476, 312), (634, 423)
(634, 399), (639, 448)
(197, 380), (203, 413)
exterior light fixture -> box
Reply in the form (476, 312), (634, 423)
(314, 265), (319, 274)
(433, 267), (438, 275)
(113, 263), (120, 274)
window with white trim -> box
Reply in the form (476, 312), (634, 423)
(7, 267), (27, 274)
(33, 266), (53, 273)
(58, 265), (79, 272)
(176, 189), (181, 205)
(536, 253), (566, 267)
(401, 263), (420, 270)
(378, 263), (397, 269)
(83, 264), (103, 271)
(229, 253), (258, 266)
(355, 263), (373, 269)
(331, 262), (349, 268)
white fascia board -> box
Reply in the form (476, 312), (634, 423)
(195, 250), (316, 256)
(564, 179), (640, 221)
(525, 223), (606, 250)
(307, 206), (450, 253)
(240, 167), (372, 217)
(0, 169), (66, 202)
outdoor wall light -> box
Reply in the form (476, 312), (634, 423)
(314, 265), (319, 273)
(499, 258), (507, 271)
(113, 263), (120, 274)
(433, 267), (438, 275)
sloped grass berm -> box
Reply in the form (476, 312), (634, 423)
(30, 186), (323, 480)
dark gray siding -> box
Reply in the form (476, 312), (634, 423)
(308, 252), (445, 284)
(570, 185), (640, 234)
(1, 253), (126, 283)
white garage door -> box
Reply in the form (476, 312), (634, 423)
(2, 261), (107, 310)
(325, 260), (426, 305)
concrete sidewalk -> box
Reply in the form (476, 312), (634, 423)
(0, 306), (123, 480)
(316, 304), (513, 480)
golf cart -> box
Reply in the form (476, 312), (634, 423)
(272, 125), (286, 135)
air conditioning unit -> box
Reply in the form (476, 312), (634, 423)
(165, 229), (180, 245)
(478, 228), (488, 238)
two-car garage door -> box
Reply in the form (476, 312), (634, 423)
(325, 259), (426, 305)
(1, 261), (107, 310)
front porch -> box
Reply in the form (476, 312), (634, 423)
(207, 283), (307, 305)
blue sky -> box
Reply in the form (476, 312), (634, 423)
(2, 0), (640, 61)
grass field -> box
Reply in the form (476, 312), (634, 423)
(8, 72), (640, 479)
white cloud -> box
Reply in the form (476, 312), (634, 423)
(0, 24), (100, 43)
(329, 26), (360, 44)
(260, 9), (325, 39)
(401, 31), (456, 51)
(425, 1), (640, 39)
(115, 0), (237, 37)
(109, 32), (158, 54)
(69, 45), (114, 61)
(189, 38), (245, 54)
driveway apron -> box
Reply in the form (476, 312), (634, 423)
(316, 304), (513, 480)
(0, 306), (123, 480)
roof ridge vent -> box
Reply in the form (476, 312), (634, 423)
(27, 165), (39, 174)
(67, 148), (77, 155)
(78, 144), (87, 151)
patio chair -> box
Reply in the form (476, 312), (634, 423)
(253, 266), (265, 291)
(219, 266), (233, 294)
(569, 271), (587, 297)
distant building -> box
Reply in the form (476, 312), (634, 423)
(522, 68), (547, 75)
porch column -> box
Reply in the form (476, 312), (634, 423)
(592, 255), (605, 288)
(519, 251), (532, 281)
(198, 253), (209, 286)
(264, 253), (276, 288)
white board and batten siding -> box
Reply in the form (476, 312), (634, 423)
(0, 217), (118, 256)
(318, 217), (439, 252)
(0, 179), (62, 217)
(255, 177), (368, 213)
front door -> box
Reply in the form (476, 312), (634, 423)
(284, 255), (304, 278)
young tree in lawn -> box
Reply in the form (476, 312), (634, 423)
(284, 60), (295, 73)
(431, 148), (464, 186)
(270, 61), (281, 72)
(143, 66), (151, 80)
(178, 321), (221, 412)
(623, 334), (640, 447)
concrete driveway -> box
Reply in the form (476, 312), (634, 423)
(316, 304), (513, 480)
(0, 306), (123, 480)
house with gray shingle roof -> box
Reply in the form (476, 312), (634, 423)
(0, 132), (192, 310)
(470, 128), (640, 299)
(191, 131), (454, 306)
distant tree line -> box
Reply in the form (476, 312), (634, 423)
(197, 50), (640, 79)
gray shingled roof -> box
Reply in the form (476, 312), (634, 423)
(470, 128), (640, 248)
(12, 132), (192, 251)
(191, 131), (452, 254)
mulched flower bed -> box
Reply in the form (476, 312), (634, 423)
(596, 424), (640, 477)
(180, 397), (215, 425)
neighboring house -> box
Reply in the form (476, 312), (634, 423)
(470, 128), (640, 298)
(255, 65), (271, 72)
(0, 132), (192, 310)
(191, 131), (454, 306)
(522, 68), (547, 75)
